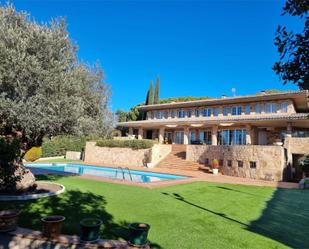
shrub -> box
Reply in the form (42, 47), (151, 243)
(96, 139), (154, 150)
(42, 135), (89, 157)
(299, 154), (309, 177)
(24, 147), (42, 162)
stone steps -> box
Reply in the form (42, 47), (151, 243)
(156, 145), (209, 172)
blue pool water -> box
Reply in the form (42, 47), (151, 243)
(26, 163), (188, 183)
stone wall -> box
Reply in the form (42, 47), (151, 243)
(186, 145), (285, 181)
(150, 144), (172, 167)
(284, 137), (309, 154)
(84, 142), (171, 168)
(65, 151), (81, 160)
(84, 142), (150, 167)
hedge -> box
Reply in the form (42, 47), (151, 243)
(96, 139), (154, 150)
(42, 135), (88, 157)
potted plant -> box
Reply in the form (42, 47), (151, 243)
(0, 210), (21, 232)
(273, 139), (283, 146)
(41, 215), (65, 238)
(128, 222), (150, 247)
(80, 218), (102, 242)
(212, 159), (219, 175)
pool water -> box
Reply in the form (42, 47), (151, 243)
(26, 163), (188, 183)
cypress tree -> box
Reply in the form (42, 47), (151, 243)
(154, 75), (160, 104)
(147, 80), (154, 105)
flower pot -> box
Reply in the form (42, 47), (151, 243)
(80, 218), (102, 243)
(0, 210), (20, 232)
(128, 222), (150, 247)
(213, 168), (219, 175)
(41, 215), (65, 238)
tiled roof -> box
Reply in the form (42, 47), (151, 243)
(137, 90), (309, 111)
(117, 113), (309, 127)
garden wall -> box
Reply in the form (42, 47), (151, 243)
(186, 145), (285, 181)
(84, 142), (171, 167)
(284, 137), (309, 154)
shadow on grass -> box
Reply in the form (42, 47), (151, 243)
(162, 192), (247, 226)
(2, 186), (161, 248)
(247, 188), (309, 248)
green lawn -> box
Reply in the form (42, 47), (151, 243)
(2, 176), (309, 249)
(34, 158), (82, 163)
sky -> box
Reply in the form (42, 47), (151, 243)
(12, 0), (302, 111)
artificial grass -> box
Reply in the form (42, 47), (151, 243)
(34, 158), (82, 163)
(2, 176), (309, 249)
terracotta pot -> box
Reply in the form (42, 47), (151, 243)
(41, 215), (65, 238)
(0, 210), (21, 232)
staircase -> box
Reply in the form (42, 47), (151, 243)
(157, 145), (210, 172)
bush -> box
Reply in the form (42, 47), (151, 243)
(96, 139), (154, 150)
(42, 135), (88, 157)
(299, 154), (309, 177)
(24, 146), (42, 162)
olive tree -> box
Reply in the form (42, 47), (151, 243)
(0, 4), (112, 193)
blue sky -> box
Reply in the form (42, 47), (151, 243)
(13, 0), (301, 111)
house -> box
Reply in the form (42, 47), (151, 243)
(117, 90), (309, 181)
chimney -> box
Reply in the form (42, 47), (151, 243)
(260, 90), (266, 95)
(221, 94), (227, 99)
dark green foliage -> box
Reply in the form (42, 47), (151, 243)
(273, 0), (309, 89)
(0, 137), (23, 192)
(96, 139), (154, 150)
(299, 154), (309, 176)
(159, 96), (212, 104)
(146, 80), (154, 105)
(154, 76), (160, 104)
(42, 135), (91, 157)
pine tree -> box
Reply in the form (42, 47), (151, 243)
(154, 75), (160, 104)
(147, 80), (154, 105)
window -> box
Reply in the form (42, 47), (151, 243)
(156, 111), (163, 119)
(280, 102), (288, 113)
(195, 109), (200, 117)
(238, 161), (243, 167)
(227, 160), (232, 167)
(178, 110), (185, 118)
(171, 111), (176, 118)
(245, 104), (251, 115)
(205, 158), (209, 165)
(223, 107), (230, 116)
(218, 129), (246, 145)
(250, 161), (257, 169)
(265, 103), (277, 113)
(200, 131), (212, 145)
(213, 107), (219, 117)
(187, 109), (192, 118)
(232, 106), (242, 115)
(219, 159), (223, 166)
(203, 108), (212, 117)
(255, 103), (261, 114)
(164, 111), (168, 119)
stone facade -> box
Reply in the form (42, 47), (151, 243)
(284, 137), (309, 154)
(84, 142), (171, 168)
(186, 145), (285, 181)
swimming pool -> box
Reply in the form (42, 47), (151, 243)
(26, 163), (188, 183)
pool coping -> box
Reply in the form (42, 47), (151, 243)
(26, 162), (298, 189)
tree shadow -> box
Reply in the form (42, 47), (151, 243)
(2, 189), (162, 248)
(161, 192), (247, 226)
(247, 188), (309, 248)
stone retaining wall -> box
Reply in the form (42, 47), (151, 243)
(186, 145), (285, 181)
(84, 142), (171, 168)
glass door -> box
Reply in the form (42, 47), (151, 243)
(175, 131), (184, 144)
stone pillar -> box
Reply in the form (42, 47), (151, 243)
(128, 127), (133, 136)
(184, 127), (189, 145)
(138, 128), (143, 140)
(246, 124), (252, 145)
(159, 127), (165, 144)
(286, 122), (292, 137)
(212, 126), (218, 145)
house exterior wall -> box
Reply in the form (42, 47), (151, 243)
(284, 137), (309, 154)
(186, 145), (285, 181)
